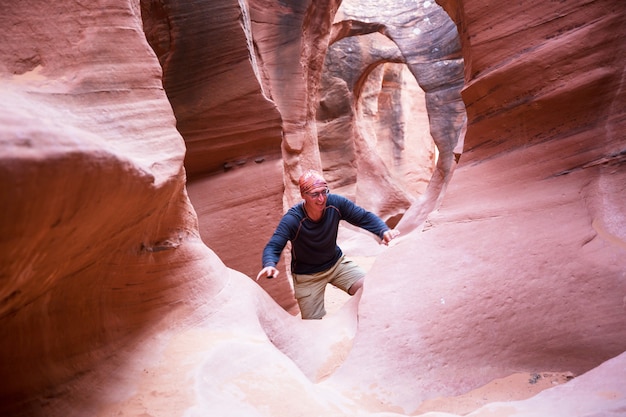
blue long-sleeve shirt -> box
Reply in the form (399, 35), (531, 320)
(262, 193), (390, 274)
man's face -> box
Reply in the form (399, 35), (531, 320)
(302, 186), (329, 208)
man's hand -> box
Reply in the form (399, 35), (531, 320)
(256, 266), (279, 281)
(382, 229), (400, 245)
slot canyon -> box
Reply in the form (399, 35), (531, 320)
(1, 0), (625, 416)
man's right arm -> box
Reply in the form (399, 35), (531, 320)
(257, 215), (293, 280)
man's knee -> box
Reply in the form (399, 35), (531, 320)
(348, 277), (364, 295)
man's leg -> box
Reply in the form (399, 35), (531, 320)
(348, 277), (364, 295)
(293, 272), (329, 319)
(330, 257), (366, 296)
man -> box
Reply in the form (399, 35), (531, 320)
(256, 169), (400, 319)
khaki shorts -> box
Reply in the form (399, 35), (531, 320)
(292, 256), (365, 319)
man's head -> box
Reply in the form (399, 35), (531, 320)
(299, 169), (327, 195)
(299, 169), (330, 208)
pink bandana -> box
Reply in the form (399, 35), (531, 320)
(299, 170), (327, 194)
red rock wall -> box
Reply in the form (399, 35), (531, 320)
(324, 0), (626, 411)
(141, 0), (284, 178)
(147, 0), (459, 309)
(140, 0), (295, 310)
(317, 34), (440, 218)
(1, 0), (625, 416)
(0, 0), (226, 412)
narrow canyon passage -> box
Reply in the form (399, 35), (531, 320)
(0, 0), (625, 416)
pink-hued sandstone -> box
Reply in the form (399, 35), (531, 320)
(0, 0), (624, 416)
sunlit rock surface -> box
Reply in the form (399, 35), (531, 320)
(0, 0), (625, 416)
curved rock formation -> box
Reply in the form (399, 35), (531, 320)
(0, 0), (221, 413)
(325, 0), (626, 411)
(1, 0), (625, 416)
(330, 0), (467, 228)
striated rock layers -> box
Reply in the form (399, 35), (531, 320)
(0, 0), (220, 414)
(142, 0), (463, 309)
(0, 0), (625, 417)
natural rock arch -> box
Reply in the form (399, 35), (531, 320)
(328, 0), (466, 232)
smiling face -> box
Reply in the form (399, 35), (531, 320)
(299, 170), (329, 220)
(302, 185), (328, 220)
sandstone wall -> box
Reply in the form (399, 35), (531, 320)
(146, 0), (462, 309)
(326, 0), (626, 411)
(0, 0), (224, 413)
(1, 0), (625, 416)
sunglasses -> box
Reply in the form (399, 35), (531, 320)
(305, 188), (330, 198)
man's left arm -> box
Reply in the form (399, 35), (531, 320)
(338, 196), (400, 244)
